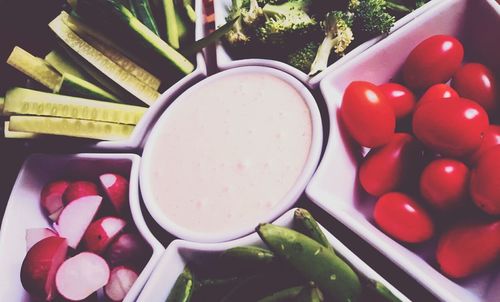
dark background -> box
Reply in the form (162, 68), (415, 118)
(0, 0), (439, 301)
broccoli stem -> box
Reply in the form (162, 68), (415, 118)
(308, 34), (340, 75)
(163, 0), (180, 49)
(385, 1), (412, 14)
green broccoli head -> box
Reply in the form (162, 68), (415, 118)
(309, 11), (354, 75)
(225, 0), (264, 45)
(349, 0), (395, 37)
(256, 0), (317, 45)
(287, 41), (320, 73)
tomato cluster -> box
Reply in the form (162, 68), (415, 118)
(340, 35), (499, 279)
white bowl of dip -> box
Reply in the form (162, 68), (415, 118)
(140, 66), (323, 243)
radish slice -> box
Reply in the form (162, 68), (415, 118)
(104, 266), (138, 301)
(62, 181), (99, 205)
(99, 173), (129, 214)
(56, 252), (110, 301)
(56, 195), (102, 249)
(105, 233), (151, 270)
(40, 180), (70, 221)
(83, 216), (126, 254)
(26, 228), (57, 251)
(21, 237), (68, 300)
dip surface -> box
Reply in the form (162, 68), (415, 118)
(147, 73), (312, 233)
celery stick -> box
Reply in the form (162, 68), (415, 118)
(9, 116), (135, 141)
(45, 50), (92, 82)
(4, 121), (40, 139)
(128, 0), (160, 35)
(49, 14), (160, 106)
(54, 73), (121, 103)
(6, 47), (62, 90)
(61, 12), (161, 90)
(4, 87), (146, 125)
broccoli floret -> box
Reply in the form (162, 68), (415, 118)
(287, 41), (320, 73)
(309, 11), (353, 75)
(349, 0), (395, 38)
(225, 0), (251, 45)
(256, 0), (317, 45)
(241, 0), (264, 25)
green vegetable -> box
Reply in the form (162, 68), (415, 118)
(293, 208), (334, 252)
(195, 276), (241, 289)
(309, 11), (353, 75)
(6, 47), (62, 91)
(224, 0), (255, 45)
(4, 87), (146, 125)
(163, 0), (180, 49)
(49, 14), (160, 105)
(256, 285), (304, 302)
(167, 267), (195, 302)
(54, 73), (120, 103)
(9, 116), (135, 140)
(74, 0), (194, 74)
(349, 0), (395, 38)
(256, 0), (317, 46)
(0, 97), (4, 113)
(181, 0), (197, 23)
(128, 0), (160, 35)
(182, 17), (239, 56)
(221, 246), (275, 263)
(295, 283), (324, 302)
(257, 223), (361, 302)
(286, 41), (319, 73)
(44, 50), (93, 83)
(61, 11), (162, 90)
(372, 281), (402, 302)
(4, 121), (40, 139)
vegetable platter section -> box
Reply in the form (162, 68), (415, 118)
(0, 0), (498, 302)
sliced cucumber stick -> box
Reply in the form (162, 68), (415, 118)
(9, 116), (135, 141)
(4, 87), (146, 125)
(44, 50), (92, 82)
(163, 0), (180, 49)
(4, 121), (39, 139)
(49, 14), (160, 106)
(55, 73), (120, 103)
(7, 47), (62, 90)
(0, 97), (4, 113)
(128, 0), (160, 35)
(60, 12), (161, 90)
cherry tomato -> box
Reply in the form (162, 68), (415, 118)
(451, 63), (498, 112)
(360, 133), (422, 196)
(374, 192), (434, 243)
(378, 83), (416, 119)
(403, 35), (464, 90)
(468, 125), (500, 164)
(417, 84), (460, 109)
(470, 145), (500, 215)
(413, 98), (489, 157)
(340, 81), (395, 148)
(419, 159), (469, 211)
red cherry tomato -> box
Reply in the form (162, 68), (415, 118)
(378, 83), (416, 119)
(451, 63), (498, 112)
(470, 145), (500, 215)
(413, 98), (489, 157)
(360, 133), (422, 196)
(417, 84), (460, 109)
(468, 125), (500, 164)
(374, 192), (434, 243)
(403, 35), (464, 90)
(420, 159), (469, 211)
(340, 81), (395, 148)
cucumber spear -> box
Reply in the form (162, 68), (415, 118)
(127, 0), (160, 35)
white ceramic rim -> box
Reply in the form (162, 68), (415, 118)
(138, 208), (409, 302)
(83, 0), (208, 151)
(140, 66), (323, 243)
(213, 0), (442, 89)
(0, 153), (164, 302)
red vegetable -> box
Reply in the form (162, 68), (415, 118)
(374, 192), (434, 243)
(40, 180), (70, 221)
(468, 125), (500, 164)
(378, 83), (416, 119)
(340, 81), (395, 148)
(470, 145), (500, 215)
(417, 84), (459, 109)
(403, 35), (464, 90)
(413, 98), (489, 157)
(419, 159), (469, 211)
(62, 181), (99, 205)
(436, 220), (500, 279)
(451, 63), (497, 112)
(359, 133), (422, 196)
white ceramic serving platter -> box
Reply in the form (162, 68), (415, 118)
(213, 0), (441, 88)
(306, 0), (500, 301)
(138, 208), (410, 301)
(0, 153), (164, 302)
(78, 0), (208, 151)
(140, 66), (323, 243)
